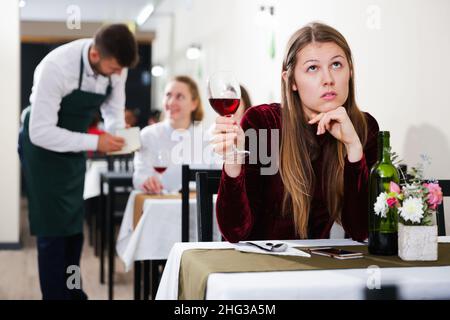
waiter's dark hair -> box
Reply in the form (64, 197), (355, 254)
(94, 24), (139, 68)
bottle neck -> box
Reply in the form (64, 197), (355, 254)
(381, 135), (391, 163)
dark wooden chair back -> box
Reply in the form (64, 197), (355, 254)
(437, 180), (449, 236)
(181, 164), (221, 242)
(195, 171), (221, 242)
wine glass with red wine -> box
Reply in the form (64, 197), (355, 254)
(207, 71), (249, 156)
(152, 149), (170, 194)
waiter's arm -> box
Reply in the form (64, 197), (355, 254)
(100, 68), (128, 133)
(29, 61), (99, 153)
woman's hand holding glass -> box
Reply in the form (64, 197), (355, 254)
(142, 149), (170, 194)
(211, 115), (246, 177)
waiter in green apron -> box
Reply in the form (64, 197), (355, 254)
(21, 24), (138, 300)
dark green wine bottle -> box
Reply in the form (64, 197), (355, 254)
(368, 131), (400, 255)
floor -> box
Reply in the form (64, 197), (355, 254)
(0, 198), (134, 300)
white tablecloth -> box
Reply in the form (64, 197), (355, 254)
(116, 190), (222, 271)
(156, 238), (450, 300)
(83, 159), (133, 199)
(83, 160), (108, 200)
(116, 190), (346, 272)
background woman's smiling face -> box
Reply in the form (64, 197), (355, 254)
(163, 80), (197, 122)
(293, 41), (351, 119)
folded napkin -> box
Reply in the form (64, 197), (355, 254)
(234, 241), (311, 257)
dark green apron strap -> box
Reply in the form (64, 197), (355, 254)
(106, 77), (112, 96)
(78, 54), (84, 90)
(80, 45), (113, 95)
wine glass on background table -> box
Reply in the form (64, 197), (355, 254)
(152, 149), (170, 194)
(207, 71), (250, 156)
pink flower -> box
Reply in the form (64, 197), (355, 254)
(390, 181), (401, 194)
(423, 183), (443, 209)
(387, 197), (399, 208)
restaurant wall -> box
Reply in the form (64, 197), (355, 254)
(0, 0), (20, 245)
(147, 0), (450, 233)
(147, 0), (279, 128)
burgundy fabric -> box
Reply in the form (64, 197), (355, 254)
(216, 103), (379, 243)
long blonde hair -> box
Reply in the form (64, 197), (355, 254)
(279, 22), (368, 238)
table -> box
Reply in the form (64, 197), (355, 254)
(84, 158), (131, 199)
(156, 237), (450, 300)
(116, 191), (222, 269)
(84, 159), (108, 200)
(116, 190), (222, 299)
(116, 192), (346, 299)
(82, 159), (108, 248)
(116, 192), (345, 269)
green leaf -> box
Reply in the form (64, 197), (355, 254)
(422, 214), (433, 226)
(388, 192), (397, 198)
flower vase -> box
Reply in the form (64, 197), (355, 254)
(398, 223), (438, 261)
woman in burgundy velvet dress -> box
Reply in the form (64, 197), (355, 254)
(212, 22), (379, 243)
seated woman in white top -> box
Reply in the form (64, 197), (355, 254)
(133, 75), (214, 193)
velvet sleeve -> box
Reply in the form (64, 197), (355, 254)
(216, 106), (275, 243)
(341, 112), (379, 242)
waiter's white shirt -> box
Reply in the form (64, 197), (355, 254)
(133, 120), (222, 192)
(26, 38), (127, 153)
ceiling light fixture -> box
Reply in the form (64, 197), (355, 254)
(136, 3), (155, 26)
(186, 45), (201, 60)
(151, 65), (164, 77)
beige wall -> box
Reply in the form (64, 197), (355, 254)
(148, 0), (450, 234)
(21, 21), (155, 43)
(0, 0), (20, 243)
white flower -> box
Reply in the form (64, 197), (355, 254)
(374, 192), (388, 218)
(399, 197), (424, 223)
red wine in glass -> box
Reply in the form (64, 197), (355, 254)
(208, 98), (240, 116)
(154, 166), (167, 174)
(208, 71), (249, 156)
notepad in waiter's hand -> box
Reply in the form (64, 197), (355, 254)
(107, 127), (141, 155)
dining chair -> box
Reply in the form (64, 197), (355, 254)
(181, 165), (221, 241)
(99, 155), (134, 300)
(136, 165), (222, 300)
(94, 154), (133, 255)
(195, 171), (221, 242)
(437, 179), (449, 236)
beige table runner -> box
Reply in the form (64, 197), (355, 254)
(179, 244), (450, 299)
(133, 192), (196, 228)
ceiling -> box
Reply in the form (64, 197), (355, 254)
(18, 0), (184, 30)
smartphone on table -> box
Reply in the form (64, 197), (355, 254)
(306, 247), (363, 259)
